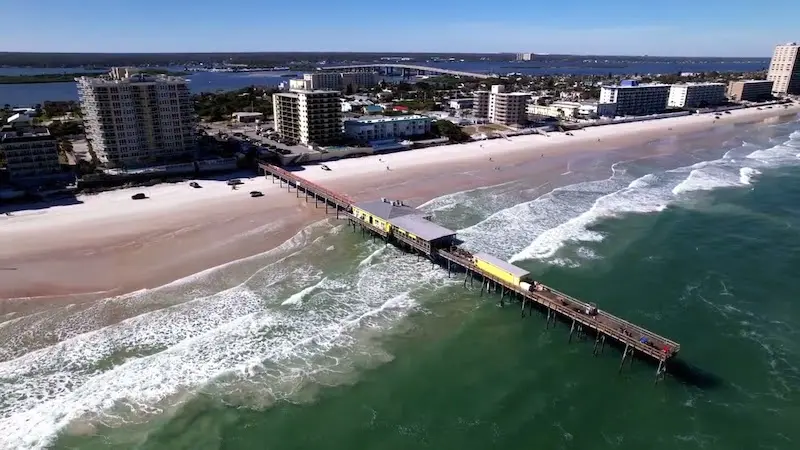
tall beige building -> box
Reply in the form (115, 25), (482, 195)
(767, 42), (800, 95)
(76, 67), (196, 167)
(488, 85), (530, 126)
(273, 90), (342, 146)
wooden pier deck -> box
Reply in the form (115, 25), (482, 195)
(259, 163), (680, 379)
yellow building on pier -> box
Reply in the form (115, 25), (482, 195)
(352, 199), (457, 251)
(473, 252), (530, 286)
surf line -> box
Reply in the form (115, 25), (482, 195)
(259, 162), (681, 383)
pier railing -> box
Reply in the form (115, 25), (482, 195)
(260, 161), (680, 373)
(437, 249), (678, 362)
(259, 163), (353, 211)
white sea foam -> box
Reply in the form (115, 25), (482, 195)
(739, 167), (761, 185)
(0, 223), (449, 450)
(282, 278), (327, 306)
(466, 125), (800, 265)
(671, 166), (742, 195)
(510, 172), (669, 262)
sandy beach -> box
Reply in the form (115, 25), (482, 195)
(2, 104), (799, 308)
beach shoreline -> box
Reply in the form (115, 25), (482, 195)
(2, 104), (798, 308)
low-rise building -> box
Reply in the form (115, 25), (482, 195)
(727, 80), (775, 102)
(273, 90), (342, 146)
(599, 84), (670, 116)
(343, 115), (431, 143)
(527, 101), (582, 119)
(231, 112), (264, 123)
(668, 83), (726, 108)
(488, 85), (530, 126)
(448, 98), (474, 110)
(0, 121), (61, 181)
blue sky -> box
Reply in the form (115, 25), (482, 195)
(7, 0), (799, 56)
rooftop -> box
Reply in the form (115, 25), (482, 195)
(387, 214), (456, 242)
(76, 67), (187, 85)
(0, 126), (54, 142)
(354, 199), (417, 219)
(232, 112), (264, 117)
(605, 84), (671, 89)
(346, 114), (430, 124)
(474, 252), (530, 278)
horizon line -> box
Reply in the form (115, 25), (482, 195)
(0, 51), (773, 59)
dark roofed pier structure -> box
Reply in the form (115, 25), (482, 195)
(258, 162), (680, 382)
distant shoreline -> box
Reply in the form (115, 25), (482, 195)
(0, 70), (190, 85)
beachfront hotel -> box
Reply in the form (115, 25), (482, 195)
(668, 83), (727, 108)
(343, 115), (432, 143)
(273, 90), (342, 146)
(598, 81), (670, 117)
(726, 80), (774, 102)
(290, 72), (379, 92)
(767, 42), (800, 95)
(76, 67), (196, 168)
(0, 114), (61, 181)
(487, 85), (531, 126)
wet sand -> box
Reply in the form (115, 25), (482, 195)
(2, 104), (798, 312)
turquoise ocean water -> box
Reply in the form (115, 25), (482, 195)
(2, 116), (800, 449)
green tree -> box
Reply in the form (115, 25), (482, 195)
(433, 120), (470, 143)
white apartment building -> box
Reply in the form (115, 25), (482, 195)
(668, 83), (726, 108)
(488, 85), (530, 126)
(343, 115), (432, 142)
(273, 90), (342, 146)
(448, 98), (474, 110)
(767, 42), (800, 95)
(297, 72), (379, 92)
(0, 123), (61, 180)
(76, 67), (196, 167)
(473, 90), (490, 118)
(599, 84), (670, 117)
(516, 53), (534, 61)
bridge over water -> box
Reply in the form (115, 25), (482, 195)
(319, 63), (494, 79)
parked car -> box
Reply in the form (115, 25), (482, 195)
(321, 164), (331, 171)
(131, 193), (147, 200)
(189, 181), (201, 188)
(250, 191), (264, 198)
(227, 179), (243, 186)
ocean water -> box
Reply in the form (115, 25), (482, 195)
(2, 116), (800, 449)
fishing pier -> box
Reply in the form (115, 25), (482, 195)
(259, 163), (680, 380)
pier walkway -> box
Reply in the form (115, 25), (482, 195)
(259, 163), (680, 380)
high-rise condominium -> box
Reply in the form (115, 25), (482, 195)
(273, 90), (342, 146)
(76, 67), (196, 167)
(767, 42), (800, 95)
